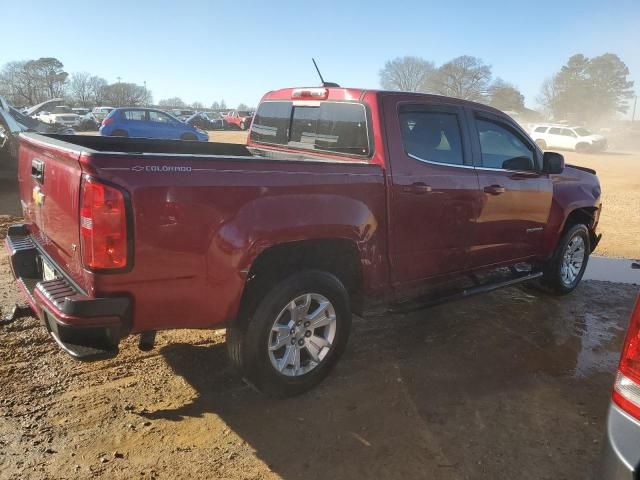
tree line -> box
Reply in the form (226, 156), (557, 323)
(0, 57), (152, 108)
(0, 57), (247, 111)
(379, 53), (634, 121)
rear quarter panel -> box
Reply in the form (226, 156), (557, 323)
(83, 154), (387, 332)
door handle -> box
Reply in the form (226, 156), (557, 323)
(403, 182), (433, 194)
(483, 184), (506, 195)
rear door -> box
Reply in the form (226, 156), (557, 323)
(546, 127), (565, 149)
(122, 109), (148, 137)
(466, 110), (552, 267)
(384, 95), (481, 289)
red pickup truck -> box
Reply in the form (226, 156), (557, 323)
(5, 86), (602, 396)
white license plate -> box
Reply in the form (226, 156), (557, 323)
(41, 258), (57, 281)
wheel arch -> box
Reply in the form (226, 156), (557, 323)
(237, 238), (364, 323)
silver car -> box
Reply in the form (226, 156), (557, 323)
(598, 294), (640, 479)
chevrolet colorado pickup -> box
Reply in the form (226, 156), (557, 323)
(5, 86), (602, 396)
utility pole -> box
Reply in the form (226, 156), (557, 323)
(632, 95), (637, 123)
(116, 76), (122, 107)
(144, 81), (147, 107)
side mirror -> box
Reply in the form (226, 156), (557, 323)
(543, 151), (564, 174)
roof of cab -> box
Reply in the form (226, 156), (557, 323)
(260, 86), (507, 117)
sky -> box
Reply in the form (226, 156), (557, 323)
(2, 0), (639, 112)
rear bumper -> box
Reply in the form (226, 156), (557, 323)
(597, 404), (640, 480)
(4, 224), (130, 360)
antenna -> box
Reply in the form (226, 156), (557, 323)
(312, 58), (340, 88)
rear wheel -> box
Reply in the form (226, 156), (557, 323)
(539, 224), (591, 295)
(227, 271), (352, 397)
(111, 129), (128, 137)
(535, 139), (547, 150)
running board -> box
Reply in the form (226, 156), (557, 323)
(388, 271), (543, 314)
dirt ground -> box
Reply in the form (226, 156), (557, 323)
(0, 241), (636, 480)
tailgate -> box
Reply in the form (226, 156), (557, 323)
(17, 134), (84, 286)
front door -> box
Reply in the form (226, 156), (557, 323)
(467, 110), (552, 267)
(384, 96), (481, 291)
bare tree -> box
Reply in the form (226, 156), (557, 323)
(0, 57), (69, 106)
(103, 82), (152, 107)
(487, 79), (525, 111)
(69, 72), (91, 107)
(427, 55), (492, 101)
(191, 101), (204, 110)
(237, 103), (249, 111)
(87, 76), (108, 105)
(210, 101), (220, 110)
(379, 56), (435, 92)
(158, 97), (186, 108)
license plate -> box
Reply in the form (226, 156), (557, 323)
(41, 258), (57, 282)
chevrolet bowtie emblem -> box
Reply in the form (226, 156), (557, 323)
(32, 186), (45, 207)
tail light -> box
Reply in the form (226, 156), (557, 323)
(80, 177), (129, 270)
(612, 294), (640, 419)
(102, 117), (113, 126)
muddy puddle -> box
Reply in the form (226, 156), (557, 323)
(584, 256), (639, 284)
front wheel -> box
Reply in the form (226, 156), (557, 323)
(227, 271), (352, 397)
(539, 224), (591, 294)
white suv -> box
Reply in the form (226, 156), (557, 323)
(530, 124), (607, 152)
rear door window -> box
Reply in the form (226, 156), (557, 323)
(399, 110), (465, 166)
(534, 126), (547, 133)
(124, 110), (146, 121)
(549, 127), (562, 135)
(250, 101), (370, 156)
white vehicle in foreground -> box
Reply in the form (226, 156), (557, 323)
(33, 106), (81, 127)
(530, 124), (607, 152)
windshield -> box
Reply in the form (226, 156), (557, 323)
(574, 127), (592, 136)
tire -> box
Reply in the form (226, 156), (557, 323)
(539, 224), (591, 295)
(535, 139), (547, 150)
(111, 130), (128, 137)
(181, 133), (197, 141)
(575, 143), (590, 153)
(227, 270), (352, 397)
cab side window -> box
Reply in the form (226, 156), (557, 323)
(476, 118), (535, 171)
(399, 110), (464, 166)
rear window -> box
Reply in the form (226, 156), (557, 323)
(250, 100), (370, 156)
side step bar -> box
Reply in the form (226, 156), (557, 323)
(389, 271), (543, 314)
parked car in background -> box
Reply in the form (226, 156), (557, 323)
(5, 86), (602, 397)
(530, 124), (607, 152)
(72, 107), (90, 116)
(170, 109), (195, 121)
(33, 105), (81, 127)
(223, 109), (253, 130)
(100, 107), (208, 141)
(23, 98), (65, 117)
(92, 106), (115, 115)
(185, 112), (226, 130)
(76, 112), (101, 131)
(598, 293), (640, 479)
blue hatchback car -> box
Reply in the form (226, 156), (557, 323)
(99, 108), (208, 141)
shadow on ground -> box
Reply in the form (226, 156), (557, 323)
(146, 282), (635, 480)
